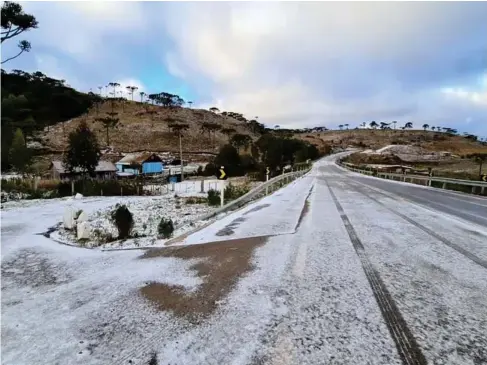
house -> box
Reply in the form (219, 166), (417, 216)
(115, 152), (164, 176)
(50, 160), (117, 180)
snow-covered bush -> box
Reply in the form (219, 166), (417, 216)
(207, 189), (220, 206)
(158, 217), (174, 239)
(110, 204), (134, 239)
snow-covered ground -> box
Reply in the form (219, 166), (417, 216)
(2, 154), (486, 365)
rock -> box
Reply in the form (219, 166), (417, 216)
(77, 221), (91, 240)
(63, 207), (76, 230)
(74, 193), (84, 199)
(77, 211), (88, 222)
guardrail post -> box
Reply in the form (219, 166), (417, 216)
(482, 186), (485, 195)
(471, 186), (476, 195)
(442, 182), (447, 189)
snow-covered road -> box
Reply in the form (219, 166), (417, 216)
(2, 154), (487, 365)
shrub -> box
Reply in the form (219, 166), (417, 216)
(158, 217), (174, 239)
(185, 197), (207, 204)
(207, 189), (220, 206)
(110, 204), (134, 239)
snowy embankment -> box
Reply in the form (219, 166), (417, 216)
(50, 193), (217, 249)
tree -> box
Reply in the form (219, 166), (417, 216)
(344, 123), (349, 130)
(95, 114), (119, 146)
(168, 119), (189, 181)
(470, 153), (487, 178)
(188, 101), (193, 108)
(214, 144), (241, 176)
(338, 124), (343, 130)
(209, 107), (220, 113)
(139, 91), (146, 103)
(369, 121), (378, 129)
(380, 122), (390, 130)
(404, 122), (413, 129)
(230, 133), (252, 153)
(64, 121), (101, 177)
(126, 86), (138, 101)
(392, 121), (397, 130)
(422, 123), (429, 131)
(1, 1), (38, 64)
(431, 126), (436, 131)
(8, 128), (31, 174)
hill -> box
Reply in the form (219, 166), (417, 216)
(37, 100), (259, 155)
(294, 129), (487, 156)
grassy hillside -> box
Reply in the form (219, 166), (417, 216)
(37, 100), (259, 154)
(295, 129), (487, 156)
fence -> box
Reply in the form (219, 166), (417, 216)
(336, 160), (487, 196)
(194, 167), (312, 223)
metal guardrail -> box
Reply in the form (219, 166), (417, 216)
(192, 168), (312, 223)
(337, 160), (487, 195)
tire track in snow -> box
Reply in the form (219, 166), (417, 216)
(344, 180), (487, 271)
(326, 181), (428, 365)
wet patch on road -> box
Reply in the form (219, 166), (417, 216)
(295, 185), (314, 231)
(215, 217), (247, 236)
(139, 236), (268, 323)
(1, 248), (72, 289)
(243, 204), (271, 215)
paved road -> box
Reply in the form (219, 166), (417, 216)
(329, 155), (487, 227)
(2, 155), (487, 365)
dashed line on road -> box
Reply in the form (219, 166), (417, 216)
(345, 181), (487, 271)
(326, 181), (428, 365)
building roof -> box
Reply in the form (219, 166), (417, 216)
(116, 152), (162, 165)
(51, 160), (117, 174)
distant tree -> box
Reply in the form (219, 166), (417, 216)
(95, 113), (119, 146)
(209, 107), (220, 113)
(431, 126), (436, 131)
(230, 133), (252, 153)
(380, 122), (390, 130)
(470, 153), (487, 178)
(422, 123), (429, 131)
(392, 121), (397, 130)
(369, 121), (378, 129)
(1, 1), (38, 64)
(338, 124), (343, 130)
(344, 123), (349, 130)
(188, 101), (193, 108)
(8, 128), (31, 174)
(64, 121), (101, 176)
(274, 125), (280, 130)
(404, 122), (413, 129)
(139, 91), (146, 103)
(108, 82), (120, 99)
(360, 122), (366, 128)
(126, 86), (138, 101)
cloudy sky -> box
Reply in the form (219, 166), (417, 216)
(3, 1), (487, 136)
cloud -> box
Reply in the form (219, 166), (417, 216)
(161, 2), (487, 134)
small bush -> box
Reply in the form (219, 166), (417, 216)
(207, 189), (220, 206)
(185, 197), (207, 204)
(110, 204), (134, 239)
(158, 217), (174, 239)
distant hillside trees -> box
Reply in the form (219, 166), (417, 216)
(1, 69), (101, 171)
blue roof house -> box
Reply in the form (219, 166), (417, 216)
(116, 153), (164, 176)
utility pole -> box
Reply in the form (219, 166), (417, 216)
(179, 131), (184, 182)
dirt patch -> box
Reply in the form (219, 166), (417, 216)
(139, 236), (268, 323)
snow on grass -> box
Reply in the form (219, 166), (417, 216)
(51, 193), (218, 249)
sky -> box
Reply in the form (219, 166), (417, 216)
(2, 1), (487, 136)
